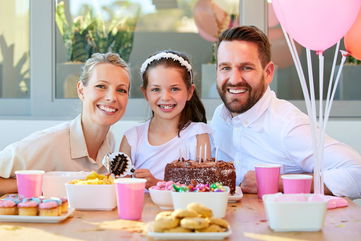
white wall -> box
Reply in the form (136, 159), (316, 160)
(0, 118), (360, 153)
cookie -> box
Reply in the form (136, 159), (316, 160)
(171, 209), (199, 219)
(187, 203), (213, 218)
(163, 226), (193, 233)
(153, 217), (179, 231)
(208, 217), (229, 229)
(198, 224), (225, 232)
(155, 211), (173, 221)
(180, 217), (209, 230)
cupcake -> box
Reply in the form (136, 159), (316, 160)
(60, 197), (68, 213)
(42, 198), (62, 215)
(0, 198), (19, 215)
(39, 200), (60, 216)
(18, 197), (41, 216)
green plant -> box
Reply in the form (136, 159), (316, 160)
(55, 1), (138, 63)
(0, 35), (29, 97)
(346, 55), (361, 65)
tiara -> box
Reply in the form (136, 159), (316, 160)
(140, 52), (192, 75)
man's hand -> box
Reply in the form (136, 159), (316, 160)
(134, 169), (160, 189)
(240, 170), (258, 193)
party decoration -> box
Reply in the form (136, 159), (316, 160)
(272, 0), (361, 51)
(345, 8), (361, 60)
(272, 0), (361, 195)
(213, 0), (239, 15)
(193, 0), (238, 42)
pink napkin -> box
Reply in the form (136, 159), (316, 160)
(323, 195), (348, 209)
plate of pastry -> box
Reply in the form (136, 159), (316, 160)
(228, 186), (243, 202)
(148, 229), (232, 240)
(0, 208), (74, 223)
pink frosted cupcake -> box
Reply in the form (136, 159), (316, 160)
(60, 197), (68, 213)
(18, 198), (41, 216)
(0, 199), (19, 215)
(39, 200), (60, 216)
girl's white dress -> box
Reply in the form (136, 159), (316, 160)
(124, 120), (212, 180)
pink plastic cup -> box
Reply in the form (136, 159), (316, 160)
(255, 164), (281, 199)
(15, 170), (45, 198)
(282, 174), (312, 194)
(114, 178), (146, 220)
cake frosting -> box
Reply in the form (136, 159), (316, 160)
(164, 159), (236, 194)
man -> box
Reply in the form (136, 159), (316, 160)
(211, 25), (361, 199)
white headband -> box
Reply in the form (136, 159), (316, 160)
(140, 52), (192, 76)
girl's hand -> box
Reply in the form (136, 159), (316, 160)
(134, 169), (160, 189)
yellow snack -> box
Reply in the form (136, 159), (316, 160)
(69, 171), (114, 185)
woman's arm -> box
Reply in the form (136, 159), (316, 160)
(0, 177), (17, 196)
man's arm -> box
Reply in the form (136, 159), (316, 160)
(284, 120), (361, 199)
(0, 177), (17, 196)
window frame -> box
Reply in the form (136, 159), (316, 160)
(0, 0), (360, 120)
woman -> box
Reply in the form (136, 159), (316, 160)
(0, 53), (130, 195)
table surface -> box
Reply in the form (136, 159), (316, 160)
(1, 194), (361, 241)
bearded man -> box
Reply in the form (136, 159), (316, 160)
(211, 25), (361, 199)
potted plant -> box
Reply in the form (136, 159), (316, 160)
(55, 1), (138, 98)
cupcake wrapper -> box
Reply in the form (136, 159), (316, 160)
(102, 152), (135, 177)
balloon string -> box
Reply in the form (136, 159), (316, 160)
(324, 41), (340, 125)
(306, 49), (318, 135)
(324, 51), (349, 130)
(280, 25), (312, 116)
(306, 49), (320, 194)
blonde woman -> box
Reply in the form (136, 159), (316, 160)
(0, 53), (130, 195)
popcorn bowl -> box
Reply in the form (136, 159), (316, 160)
(263, 193), (328, 232)
(42, 171), (90, 198)
(149, 188), (173, 210)
(171, 187), (229, 218)
(65, 183), (117, 210)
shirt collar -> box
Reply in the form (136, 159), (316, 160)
(70, 114), (89, 159)
(220, 87), (273, 127)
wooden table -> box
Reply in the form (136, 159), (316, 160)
(1, 194), (361, 241)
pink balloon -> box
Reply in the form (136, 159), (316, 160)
(198, 27), (217, 42)
(272, 0), (361, 51)
(193, 0), (229, 42)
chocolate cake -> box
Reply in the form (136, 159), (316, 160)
(164, 159), (236, 194)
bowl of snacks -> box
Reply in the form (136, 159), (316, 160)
(171, 182), (229, 218)
(149, 181), (177, 210)
(263, 193), (328, 232)
(65, 171), (116, 210)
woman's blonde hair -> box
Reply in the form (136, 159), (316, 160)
(79, 52), (129, 86)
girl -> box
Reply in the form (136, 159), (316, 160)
(0, 53), (130, 195)
(120, 50), (211, 188)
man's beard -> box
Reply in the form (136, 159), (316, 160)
(217, 76), (267, 115)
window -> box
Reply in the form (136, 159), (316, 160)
(0, 0), (30, 115)
(0, 0), (360, 119)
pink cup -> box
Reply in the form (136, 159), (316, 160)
(255, 164), (281, 199)
(282, 174), (313, 194)
(15, 170), (45, 198)
(114, 178), (146, 220)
